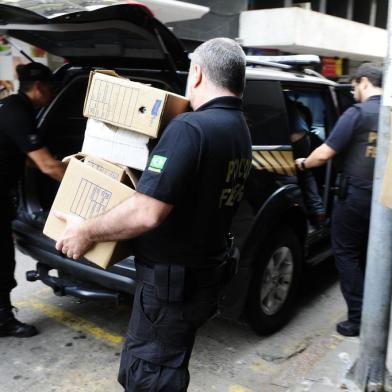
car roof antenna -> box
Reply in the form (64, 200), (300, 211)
(3, 37), (35, 63)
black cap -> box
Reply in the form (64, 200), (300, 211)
(16, 62), (53, 83)
(353, 63), (383, 87)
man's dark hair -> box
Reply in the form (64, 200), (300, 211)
(18, 80), (35, 93)
(354, 63), (383, 87)
(16, 62), (53, 93)
(191, 38), (246, 96)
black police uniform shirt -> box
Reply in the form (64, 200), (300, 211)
(134, 96), (252, 267)
(0, 92), (42, 190)
(325, 95), (381, 190)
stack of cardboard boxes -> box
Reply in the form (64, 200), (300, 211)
(43, 70), (189, 269)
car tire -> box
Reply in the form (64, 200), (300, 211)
(246, 226), (303, 335)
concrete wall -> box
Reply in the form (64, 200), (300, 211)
(168, 0), (247, 41)
(249, 0), (388, 29)
(239, 7), (387, 61)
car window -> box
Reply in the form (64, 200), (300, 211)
(284, 87), (329, 143)
(243, 80), (290, 146)
(284, 89), (328, 142)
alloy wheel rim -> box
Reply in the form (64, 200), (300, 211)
(260, 246), (294, 316)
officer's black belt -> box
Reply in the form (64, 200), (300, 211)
(136, 261), (227, 288)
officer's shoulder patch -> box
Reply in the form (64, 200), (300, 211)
(148, 155), (167, 173)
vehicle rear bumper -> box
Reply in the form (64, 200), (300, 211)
(12, 219), (137, 298)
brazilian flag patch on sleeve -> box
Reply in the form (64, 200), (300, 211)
(148, 155), (167, 173)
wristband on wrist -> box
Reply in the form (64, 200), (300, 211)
(300, 158), (307, 171)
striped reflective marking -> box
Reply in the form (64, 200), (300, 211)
(252, 149), (295, 176)
(262, 151), (286, 175)
(271, 150), (296, 176)
(251, 157), (263, 171)
(252, 150), (275, 173)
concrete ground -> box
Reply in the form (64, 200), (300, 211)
(1, 251), (348, 392)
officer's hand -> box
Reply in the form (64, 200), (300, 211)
(53, 211), (94, 260)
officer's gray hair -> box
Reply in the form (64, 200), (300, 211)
(191, 38), (246, 96)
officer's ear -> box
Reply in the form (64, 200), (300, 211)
(36, 80), (53, 98)
(192, 63), (203, 89)
(358, 76), (370, 89)
(35, 80), (46, 93)
(31, 80), (43, 96)
(26, 80), (40, 99)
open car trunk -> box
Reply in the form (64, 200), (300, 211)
(0, 2), (189, 71)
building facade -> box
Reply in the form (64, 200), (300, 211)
(248, 0), (388, 29)
(170, 0), (387, 79)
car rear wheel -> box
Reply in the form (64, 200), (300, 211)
(246, 226), (303, 335)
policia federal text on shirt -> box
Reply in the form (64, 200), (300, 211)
(0, 63), (65, 339)
(54, 38), (252, 391)
(295, 63), (382, 338)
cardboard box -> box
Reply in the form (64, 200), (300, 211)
(83, 70), (189, 138)
(82, 118), (150, 170)
(64, 153), (140, 187)
(43, 155), (136, 269)
(84, 154), (127, 182)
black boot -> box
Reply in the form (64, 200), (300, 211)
(336, 320), (360, 337)
(0, 296), (38, 338)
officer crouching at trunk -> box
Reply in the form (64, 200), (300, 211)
(295, 63), (382, 338)
(54, 37), (252, 391)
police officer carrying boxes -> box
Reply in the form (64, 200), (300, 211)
(0, 62), (66, 338)
(54, 37), (252, 391)
(295, 63), (382, 337)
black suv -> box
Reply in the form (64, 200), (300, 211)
(1, 3), (352, 334)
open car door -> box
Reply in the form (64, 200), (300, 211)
(335, 83), (355, 114)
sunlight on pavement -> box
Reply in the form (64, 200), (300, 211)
(228, 385), (253, 392)
(15, 299), (124, 346)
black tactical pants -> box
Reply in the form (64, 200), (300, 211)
(118, 261), (222, 392)
(0, 196), (17, 304)
(331, 186), (371, 325)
